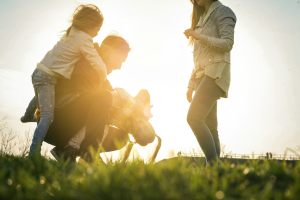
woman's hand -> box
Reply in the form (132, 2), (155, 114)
(184, 28), (201, 40)
(186, 88), (194, 103)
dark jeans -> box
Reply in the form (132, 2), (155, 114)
(30, 69), (57, 154)
(44, 90), (113, 151)
(187, 76), (224, 165)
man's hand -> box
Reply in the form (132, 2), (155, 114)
(186, 88), (194, 103)
(184, 28), (201, 40)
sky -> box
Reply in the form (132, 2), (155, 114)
(0, 0), (300, 161)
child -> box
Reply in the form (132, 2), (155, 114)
(22, 4), (107, 155)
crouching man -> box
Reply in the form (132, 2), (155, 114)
(39, 34), (160, 163)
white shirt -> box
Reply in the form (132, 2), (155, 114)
(39, 27), (107, 84)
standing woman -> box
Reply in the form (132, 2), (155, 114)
(184, 0), (236, 165)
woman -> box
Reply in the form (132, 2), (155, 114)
(184, 0), (236, 165)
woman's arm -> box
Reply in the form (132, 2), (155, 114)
(184, 6), (237, 52)
(187, 69), (195, 103)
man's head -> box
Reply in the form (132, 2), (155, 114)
(94, 34), (131, 74)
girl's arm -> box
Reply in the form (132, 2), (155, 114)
(185, 6), (237, 52)
(80, 38), (107, 87)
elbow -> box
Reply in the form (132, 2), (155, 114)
(216, 42), (233, 52)
(224, 40), (234, 52)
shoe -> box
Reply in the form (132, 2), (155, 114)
(20, 116), (38, 123)
(50, 146), (78, 163)
(63, 145), (78, 163)
(50, 147), (64, 162)
(79, 149), (106, 164)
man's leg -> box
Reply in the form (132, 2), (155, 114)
(45, 90), (112, 149)
(77, 89), (113, 153)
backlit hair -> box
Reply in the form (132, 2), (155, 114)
(99, 33), (131, 54)
(189, 0), (218, 46)
(62, 4), (104, 38)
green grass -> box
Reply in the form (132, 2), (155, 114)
(0, 154), (299, 200)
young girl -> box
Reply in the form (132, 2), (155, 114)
(23, 4), (108, 155)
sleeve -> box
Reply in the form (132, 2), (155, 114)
(196, 6), (237, 52)
(188, 68), (196, 89)
(102, 80), (115, 91)
(80, 38), (107, 86)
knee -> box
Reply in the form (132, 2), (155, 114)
(96, 89), (113, 106)
(186, 111), (205, 127)
(39, 115), (54, 125)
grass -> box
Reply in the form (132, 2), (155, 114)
(0, 154), (299, 200)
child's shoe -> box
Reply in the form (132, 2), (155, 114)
(20, 116), (38, 123)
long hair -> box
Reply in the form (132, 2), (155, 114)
(62, 4), (104, 39)
(99, 33), (131, 54)
(189, 0), (218, 46)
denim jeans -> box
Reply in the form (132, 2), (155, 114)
(29, 69), (57, 154)
(23, 96), (38, 120)
(187, 75), (224, 165)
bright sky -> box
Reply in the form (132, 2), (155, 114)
(0, 0), (300, 161)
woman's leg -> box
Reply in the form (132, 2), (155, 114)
(187, 76), (223, 164)
(205, 103), (220, 158)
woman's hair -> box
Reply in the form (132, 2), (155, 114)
(189, 0), (218, 46)
(99, 33), (131, 54)
(62, 4), (104, 38)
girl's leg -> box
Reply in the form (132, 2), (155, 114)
(187, 76), (223, 165)
(22, 96), (38, 120)
(29, 70), (57, 154)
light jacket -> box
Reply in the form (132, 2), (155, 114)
(188, 1), (236, 89)
(38, 27), (107, 84)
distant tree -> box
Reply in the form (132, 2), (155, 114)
(0, 117), (31, 156)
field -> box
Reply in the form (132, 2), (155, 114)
(0, 155), (299, 200)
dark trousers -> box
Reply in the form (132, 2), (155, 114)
(187, 76), (224, 164)
(45, 90), (112, 151)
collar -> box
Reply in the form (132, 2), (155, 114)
(202, 1), (223, 25)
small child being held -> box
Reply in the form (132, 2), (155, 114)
(22, 4), (107, 155)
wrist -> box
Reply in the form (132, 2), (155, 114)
(194, 33), (201, 41)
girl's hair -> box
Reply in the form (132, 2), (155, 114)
(189, 0), (218, 46)
(62, 4), (104, 38)
(99, 33), (131, 54)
